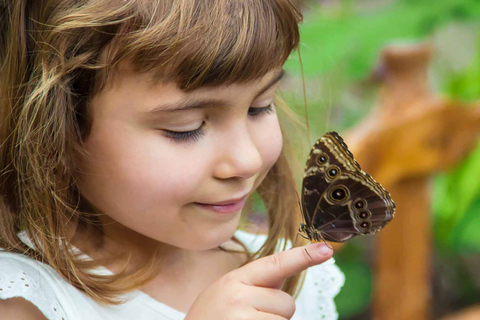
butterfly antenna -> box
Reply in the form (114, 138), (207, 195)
(297, 44), (311, 147)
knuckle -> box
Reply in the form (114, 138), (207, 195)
(229, 287), (249, 306)
(285, 295), (296, 318)
(269, 254), (283, 272)
(276, 290), (296, 318)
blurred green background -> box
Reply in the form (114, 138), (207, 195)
(279, 0), (480, 319)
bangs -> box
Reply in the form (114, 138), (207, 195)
(106, 0), (302, 91)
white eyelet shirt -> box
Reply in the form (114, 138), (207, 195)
(0, 230), (344, 320)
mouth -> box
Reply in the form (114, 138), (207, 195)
(195, 195), (248, 214)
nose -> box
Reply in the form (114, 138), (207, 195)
(213, 125), (263, 180)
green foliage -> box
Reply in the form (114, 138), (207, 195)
(433, 143), (480, 249)
(453, 197), (480, 253)
(334, 261), (372, 318)
(285, 0), (480, 80)
(333, 242), (373, 319)
(443, 41), (480, 102)
(432, 18), (480, 253)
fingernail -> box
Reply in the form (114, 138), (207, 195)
(310, 242), (332, 256)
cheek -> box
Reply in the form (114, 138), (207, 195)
(257, 116), (283, 171)
(77, 124), (204, 214)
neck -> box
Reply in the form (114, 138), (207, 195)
(68, 215), (237, 275)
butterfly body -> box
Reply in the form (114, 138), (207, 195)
(300, 132), (395, 243)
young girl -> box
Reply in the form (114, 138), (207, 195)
(0, 1), (344, 319)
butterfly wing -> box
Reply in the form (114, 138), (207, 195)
(310, 171), (395, 242)
(301, 132), (360, 227)
(301, 132), (395, 243)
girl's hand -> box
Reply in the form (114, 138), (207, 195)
(185, 242), (333, 320)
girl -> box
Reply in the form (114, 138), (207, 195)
(0, 1), (344, 319)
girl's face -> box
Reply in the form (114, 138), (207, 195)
(76, 67), (284, 251)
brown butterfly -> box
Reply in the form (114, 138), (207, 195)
(299, 132), (395, 243)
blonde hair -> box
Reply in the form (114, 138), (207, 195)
(0, 0), (307, 305)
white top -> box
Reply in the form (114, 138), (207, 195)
(0, 230), (344, 320)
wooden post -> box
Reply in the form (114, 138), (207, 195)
(374, 178), (431, 319)
(344, 42), (480, 320)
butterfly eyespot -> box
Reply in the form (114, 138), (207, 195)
(301, 132), (396, 243)
(359, 221), (371, 229)
(329, 186), (349, 202)
(327, 166), (340, 178)
(354, 200), (366, 209)
(316, 154), (329, 165)
(357, 211), (371, 220)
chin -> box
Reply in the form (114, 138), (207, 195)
(181, 223), (239, 251)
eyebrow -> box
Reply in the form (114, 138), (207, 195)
(147, 69), (285, 114)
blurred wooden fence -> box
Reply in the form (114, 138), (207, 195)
(345, 42), (480, 320)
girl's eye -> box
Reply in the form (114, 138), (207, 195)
(248, 103), (275, 117)
(163, 122), (206, 143)
(162, 104), (274, 143)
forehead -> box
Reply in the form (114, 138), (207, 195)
(108, 64), (283, 95)
(91, 66), (284, 118)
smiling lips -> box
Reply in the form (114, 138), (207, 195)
(195, 196), (248, 214)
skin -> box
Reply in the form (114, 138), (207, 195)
(72, 66), (285, 311)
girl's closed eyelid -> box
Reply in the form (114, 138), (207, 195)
(160, 120), (204, 132)
(253, 97), (274, 107)
(162, 121), (207, 142)
(247, 103), (275, 116)
(161, 103), (275, 143)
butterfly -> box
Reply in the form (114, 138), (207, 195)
(299, 132), (395, 243)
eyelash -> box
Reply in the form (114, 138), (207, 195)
(247, 103), (275, 117)
(164, 122), (207, 142)
(163, 103), (275, 143)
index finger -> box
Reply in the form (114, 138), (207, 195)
(237, 242), (333, 289)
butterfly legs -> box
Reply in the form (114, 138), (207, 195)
(292, 191), (318, 259)
(313, 230), (333, 250)
(295, 226), (333, 259)
(294, 227), (310, 246)
(293, 230), (315, 259)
